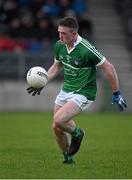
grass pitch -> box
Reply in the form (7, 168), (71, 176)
(0, 112), (132, 179)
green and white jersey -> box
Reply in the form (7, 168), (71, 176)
(54, 35), (106, 100)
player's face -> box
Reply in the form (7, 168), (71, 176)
(58, 26), (76, 45)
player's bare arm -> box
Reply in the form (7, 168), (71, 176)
(99, 59), (119, 92)
(99, 59), (127, 111)
(47, 60), (62, 82)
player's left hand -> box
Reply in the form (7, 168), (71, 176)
(112, 91), (127, 112)
(26, 87), (44, 96)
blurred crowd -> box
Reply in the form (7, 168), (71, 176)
(115, 0), (132, 51)
(0, 0), (93, 53)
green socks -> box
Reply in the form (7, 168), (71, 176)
(63, 151), (72, 161)
(71, 127), (81, 138)
(63, 151), (75, 164)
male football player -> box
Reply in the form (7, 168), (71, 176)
(27, 16), (127, 164)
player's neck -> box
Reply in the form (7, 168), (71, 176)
(67, 35), (78, 50)
(67, 44), (74, 50)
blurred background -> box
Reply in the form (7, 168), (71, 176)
(0, 0), (131, 112)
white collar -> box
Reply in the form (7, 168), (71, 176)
(66, 35), (82, 54)
(74, 35), (82, 46)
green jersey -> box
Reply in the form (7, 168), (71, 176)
(54, 35), (106, 100)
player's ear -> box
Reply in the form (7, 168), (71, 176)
(72, 32), (77, 36)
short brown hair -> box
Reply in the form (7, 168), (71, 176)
(59, 16), (79, 32)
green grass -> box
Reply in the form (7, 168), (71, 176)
(0, 112), (132, 179)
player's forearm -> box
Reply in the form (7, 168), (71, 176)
(104, 63), (120, 92)
(100, 59), (120, 92)
(47, 63), (61, 82)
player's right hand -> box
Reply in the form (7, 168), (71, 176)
(112, 91), (127, 112)
(26, 87), (43, 96)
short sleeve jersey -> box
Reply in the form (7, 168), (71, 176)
(54, 35), (106, 100)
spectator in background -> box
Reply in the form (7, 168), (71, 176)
(0, 34), (16, 52)
(9, 18), (22, 38)
(14, 38), (29, 53)
(27, 37), (45, 53)
(0, 0), (93, 53)
(42, 0), (60, 17)
(37, 17), (56, 41)
(58, 0), (72, 17)
(30, 0), (44, 15)
(0, 32), (30, 53)
(1, 0), (19, 23)
(71, 0), (88, 15)
(18, 7), (36, 38)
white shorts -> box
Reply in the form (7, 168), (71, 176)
(55, 90), (93, 111)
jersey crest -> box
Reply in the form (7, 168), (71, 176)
(74, 59), (81, 66)
(65, 55), (71, 63)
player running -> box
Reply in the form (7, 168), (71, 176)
(27, 16), (127, 164)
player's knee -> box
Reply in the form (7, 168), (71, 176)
(52, 121), (59, 130)
(53, 113), (63, 129)
(52, 122), (63, 136)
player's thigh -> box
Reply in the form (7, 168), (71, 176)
(53, 104), (75, 138)
(54, 104), (62, 114)
(54, 100), (81, 123)
(53, 104), (62, 128)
